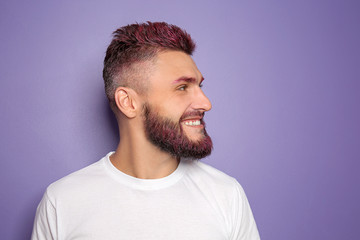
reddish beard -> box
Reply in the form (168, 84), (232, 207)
(143, 103), (213, 159)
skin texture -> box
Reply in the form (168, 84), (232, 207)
(110, 50), (212, 179)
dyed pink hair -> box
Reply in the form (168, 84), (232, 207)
(103, 22), (196, 110)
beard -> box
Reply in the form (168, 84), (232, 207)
(143, 103), (213, 160)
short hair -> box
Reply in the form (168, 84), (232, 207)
(103, 21), (196, 111)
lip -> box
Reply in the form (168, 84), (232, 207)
(181, 116), (202, 121)
(180, 111), (204, 121)
(180, 118), (204, 128)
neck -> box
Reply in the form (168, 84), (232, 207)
(110, 126), (179, 179)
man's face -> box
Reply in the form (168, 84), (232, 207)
(142, 51), (213, 159)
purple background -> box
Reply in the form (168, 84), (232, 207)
(1, 0), (359, 239)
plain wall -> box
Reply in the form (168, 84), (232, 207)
(1, 0), (359, 239)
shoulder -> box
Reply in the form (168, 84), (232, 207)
(184, 160), (238, 185)
(182, 159), (242, 198)
(184, 160), (260, 239)
(45, 157), (107, 202)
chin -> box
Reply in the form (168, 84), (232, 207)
(186, 133), (206, 142)
(143, 102), (213, 159)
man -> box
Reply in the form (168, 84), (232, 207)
(32, 22), (260, 239)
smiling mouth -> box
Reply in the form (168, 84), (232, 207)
(181, 118), (205, 129)
(180, 111), (205, 128)
(183, 120), (201, 126)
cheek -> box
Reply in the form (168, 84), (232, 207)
(162, 100), (189, 119)
(149, 92), (191, 120)
(166, 107), (185, 122)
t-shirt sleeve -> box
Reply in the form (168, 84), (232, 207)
(31, 190), (57, 240)
(229, 179), (260, 240)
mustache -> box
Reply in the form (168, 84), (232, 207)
(180, 111), (205, 121)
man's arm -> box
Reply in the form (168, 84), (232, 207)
(230, 179), (260, 240)
(31, 191), (57, 240)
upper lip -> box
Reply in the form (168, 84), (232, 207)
(181, 117), (202, 121)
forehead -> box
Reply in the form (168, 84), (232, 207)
(150, 51), (202, 85)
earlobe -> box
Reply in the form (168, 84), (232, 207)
(114, 87), (138, 118)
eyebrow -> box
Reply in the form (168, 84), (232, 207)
(172, 76), (204, 84)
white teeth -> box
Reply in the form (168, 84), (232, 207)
(184, 120), (201, 126)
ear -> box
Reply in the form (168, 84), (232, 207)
(114, 87), (140, 118)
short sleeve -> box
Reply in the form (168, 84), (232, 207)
(31, 190), (58, 240)
(229, 179), (260, 240)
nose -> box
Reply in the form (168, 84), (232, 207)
(192, 88), (212, 112)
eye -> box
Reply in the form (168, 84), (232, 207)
(199, 83), (203, 88)
(178, 85), (187, 91)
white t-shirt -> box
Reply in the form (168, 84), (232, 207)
(32, 152), (260, 240)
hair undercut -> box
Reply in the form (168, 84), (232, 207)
(103, 21), (196, 112)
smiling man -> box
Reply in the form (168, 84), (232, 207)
(32, 22), (260, 240)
